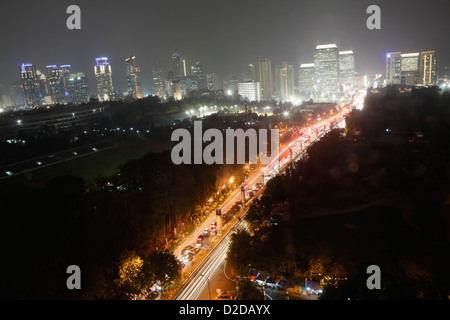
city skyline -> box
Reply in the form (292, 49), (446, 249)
(0, 0), (448, 97)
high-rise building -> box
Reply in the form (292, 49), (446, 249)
(206, 73), (222, 91)
(338, 51), (355, 92)
(67, 73), (89, 104)
(172, 53), (187, 79)
(152, 61), (165, 99)
(172, 80), (182, 100)
(226, 73), (239, 96)
(94, 57), (114, 101)
(274, 62), (295, 102)
(246, 64), (257, 82)
(386, 51), (438, 86)
(10, 81), (25, 107)
(46, 65), (65, 105)
(191, 62), (206, 90)
(238, 81), (261, 102)
(180, 76), (198, 98)
(20, 63), (42, 108)
(125, 55), (143, 99)
(255, 57), (273, 101)
(385, 52), (402, 85)
(420, 51), (438, 85)
(298, 63), (315, 101)
(314, 44), (340, 101)
(59, 65), (72, 97)
(400, 52), (420, 86)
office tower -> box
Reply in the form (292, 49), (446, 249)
(166, 71), (175, 98)
(238, 81), (261, 102)
(46, 65), (65, 105)
(274, 61), (295, 102)
(206, 73), (222, 91)
(247, 63), (257, 82)
(172, 53), (186, 79)
(226, 73), (239, 96)
(400, 53), (420, 86)
(152, 61), (165, 99)
(385, 52), (402, 85)
(420, 51), (438, 85)
(59, 64), (72, 89)
(172, 80), (182, 100)
(180, 76), (198, 98)
(67, 73), (89, 104)
(314, 44), (340, 101)
(191, 61), (206, 89)
(298, 63), (315, 101)
(20, 63), (42, 108)
(255, 57), (273, 101)
(10, 81), (25, 107)
(338, 51), (355, 92)
(386, 51), (438, 86)
(125, 55), (143, 99)
(94, 57), (114, 101)
(36, 70), (51, 105)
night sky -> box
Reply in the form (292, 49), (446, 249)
(1, 0), (449, 94)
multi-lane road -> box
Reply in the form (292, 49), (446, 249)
(172, 91), (366, 300)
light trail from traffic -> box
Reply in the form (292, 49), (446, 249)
(172, 90), (366, 300)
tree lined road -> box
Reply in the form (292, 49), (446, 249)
(173, 91), (366, 300)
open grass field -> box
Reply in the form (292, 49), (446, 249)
(31, 141), (172, 185)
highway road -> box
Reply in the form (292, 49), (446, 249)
(172, 91), (366, 300)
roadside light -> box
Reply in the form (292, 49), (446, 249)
(229, 177), (234, 184)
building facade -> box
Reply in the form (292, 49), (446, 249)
(94, 57), (114, 101)
(386, 51), (437, 86)
(20, 63), (42, 108)
(125, 55), (143, 99)
(314, 44), (340, 102)
(67, 73), (89, 104)
(238, 81), (261, 102)
(206, 73), (222, 91)
(152, 61), (165, 99)
(298, 63), (315, 101)
(255, 57), (273, 101)
(275, 62), (295, 102)
(338, 51), (355, 93)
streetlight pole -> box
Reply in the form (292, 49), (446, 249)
(201, 273), (211, 300)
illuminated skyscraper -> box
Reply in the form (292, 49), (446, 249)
(46, 65), (65, 105)
(420, 51), (438, 85)
(386, 51), (437, 86)
(314, 44), (340, 101)
(94, 57), (114, 101)
(298, 63), (315, 101)
(172, 53), (186, 79)
(206, 73), (222, 91)
(274, 62), (295, 102)
(152, 61), (165, 99)
(125, 55), (143, 99)
(338, 51), (355, 92)
(191, 61), (206, 90)
(238, 81), (261, 102)
(400, 52), (420, 86)
(20, 63), (42, 108)
(67, 73), (89, 104)
(255, 57), (273, 101)
(385, 52), (402, 85)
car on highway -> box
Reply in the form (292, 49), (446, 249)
(217, 291), (235, 300)
(196, 235), (204, 247)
